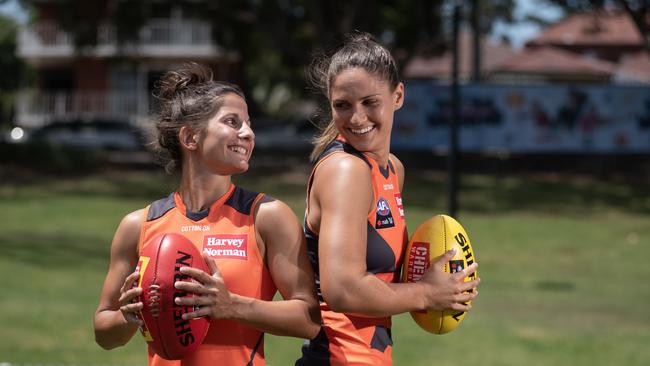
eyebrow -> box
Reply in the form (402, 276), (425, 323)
(332, 93), (381, 103)
(220, 113), (241, 119)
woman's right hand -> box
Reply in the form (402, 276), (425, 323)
(118, 271), (144, 326)
(418, 250), (480, 312)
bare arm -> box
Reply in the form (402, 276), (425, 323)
(175, 199), (320, 339)
(237, 198), (320, 338)
(93, 210), (145, 350)
(313, 155), (478, 317)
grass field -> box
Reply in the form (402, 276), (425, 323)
(1, 161), (649, 365)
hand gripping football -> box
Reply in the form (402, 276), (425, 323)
(136, 233), (210, 359)
(402, 214), (478, 334)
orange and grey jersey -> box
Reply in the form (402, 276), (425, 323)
(298, 138), (408, 366)
(139, 185), (276, 366)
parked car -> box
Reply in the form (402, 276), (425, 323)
(14, 118), (149, 152)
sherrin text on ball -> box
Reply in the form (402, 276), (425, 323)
(402, 215), (477, 334)
(136, 233), (210, 359)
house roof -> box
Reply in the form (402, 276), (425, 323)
(403, 30), (516, 79)
(526, 9), (645, 48)
(402, 9), (649, 84)
(494, 46), (616, 77)
(615, 51), (650, 83)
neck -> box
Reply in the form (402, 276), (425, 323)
(178, 161), (232, 212)
(365, 151), (389, 169)
(364, 138), (391, 169)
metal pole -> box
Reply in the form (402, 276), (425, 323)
(448, 3), (461, 218)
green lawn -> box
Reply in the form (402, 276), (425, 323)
(1, 163), (648, 365)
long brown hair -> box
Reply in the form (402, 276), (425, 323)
(308, 32), (400, 161)
(153, 62), (245, 174)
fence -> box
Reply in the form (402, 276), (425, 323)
(15, 90), (151, 127)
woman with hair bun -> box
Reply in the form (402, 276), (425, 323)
(94, 62), (320, 365)
(295, 32), (480, 365)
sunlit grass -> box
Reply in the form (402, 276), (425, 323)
(1, 164), (648, 365)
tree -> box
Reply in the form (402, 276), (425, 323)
(0, 12), (25, 126)
(16, 0), (515, 117)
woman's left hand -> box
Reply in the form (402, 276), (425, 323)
(173, 254), (237, 320)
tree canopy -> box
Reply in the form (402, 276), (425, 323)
(0, 12), (22, 91)
(16, 0), (517, 116)
(0, 12), (25, 126)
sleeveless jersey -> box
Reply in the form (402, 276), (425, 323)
(297, 138), (408, 366)
(139, 184), (277, 366)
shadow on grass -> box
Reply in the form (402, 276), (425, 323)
(0, 231), (111, 269)
(1, 168), (175, 201)
(402, 170), (650, 215)
(2, 156), (648, 215)
(0, 152), (308, 203)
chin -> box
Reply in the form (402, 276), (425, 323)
(234, 162), (250, 174)
(216, 161), (249, 176)
(347, 138), (374, 152)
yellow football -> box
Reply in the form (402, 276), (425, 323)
(402, 214), (477, 334)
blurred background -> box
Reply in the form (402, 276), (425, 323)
(0, 0), (648, 365)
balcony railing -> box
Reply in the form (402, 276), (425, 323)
(15, 90), (153, 127)
(18, 19), (221, 59)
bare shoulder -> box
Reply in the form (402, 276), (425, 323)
(310, 153), (374, 219)
(255, 196), (303, 243)
(118, 209), (145, 235)
(254, 196), (303, 259)
(314, 152), (372, 184)
(111, 209), (145, 256)
(256, 197), (298, 228)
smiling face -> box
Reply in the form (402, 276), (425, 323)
(195, 93), (254, 175)
(330, 67), (403, 163)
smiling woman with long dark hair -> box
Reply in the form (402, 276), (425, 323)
(296, 33), (480, 366)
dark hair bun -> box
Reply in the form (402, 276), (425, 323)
(346, 31), (377, 44)
(156, 62), (214, 101)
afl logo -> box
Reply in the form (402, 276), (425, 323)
(377, 197), (391, 215)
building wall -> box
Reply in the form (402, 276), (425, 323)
(74, 59), (108, 91)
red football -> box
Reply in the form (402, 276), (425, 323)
(135, 233), (210, 360)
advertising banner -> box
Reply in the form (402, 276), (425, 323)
(392, 82), (650, 153)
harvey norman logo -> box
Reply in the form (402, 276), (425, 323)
(203, 234), (248, 260)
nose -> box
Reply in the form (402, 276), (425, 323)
(350, 107), (368, 126)
(239, 121), (255, 141)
